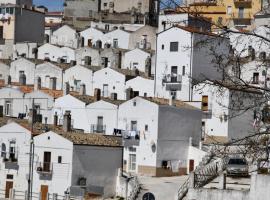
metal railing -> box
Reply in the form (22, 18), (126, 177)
(90, 124), (106, 134)
(177, 157), (226, 200)
(163, 74), (182, 83)
(36, 162), (53, 174)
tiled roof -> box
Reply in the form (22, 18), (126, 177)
(0, 117), (122, 147)
(142, 97), (200, 110)
(203, 135), (228, 145)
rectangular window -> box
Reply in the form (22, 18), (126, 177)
(161, 44), (164, 50)
(129, 154), (136, 171)
(113, 39), (118, 48)
(145, 125), (148, 131)
(171, 66), (178, 82)
(102, 84), (109, 97)
(131, 121), (137, 131)
(4, 100), (11, 116)
(253, 72), (259, 84)
(202, 96), (209, 111)
(170, 42), (179, 52)
(58, 156), (62, 163)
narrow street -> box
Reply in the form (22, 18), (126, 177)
(137, 176), (188, 200)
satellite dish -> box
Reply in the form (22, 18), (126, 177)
(142, 192), (155, 200)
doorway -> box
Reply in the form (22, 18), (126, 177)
(5, 181), (13, 198)
(40, 185), (48, 200)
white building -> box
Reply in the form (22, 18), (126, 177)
(125, 76), (154, 97)
(75, 47), (100, 66)
(86, 99), (121, 135)
(38, 43), (75, 63)
(50, 25), (80, 49)
(0, 121), (123, 199)
(35, 62), (63, 90)
(80, 27), (104, 48)
(0, 122), (31, 197)
(102, 29), (130, 49)
(0, 61), (10, 83)
(118, 96), (202, 176)
(155, 26), (230, 101)
(123, 48), (151, 72)
(53, 94), (91, 132)
(10, 58), (35, 85)
(93, 68), (134, 100)
(64, 64), (94, 95)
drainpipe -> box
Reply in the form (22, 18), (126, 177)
(189, 33), (194, 101)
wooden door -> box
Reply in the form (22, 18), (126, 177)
(5, 181), (13, 198)
(189, 160), (195, 172)
(40, 185), (48, 200)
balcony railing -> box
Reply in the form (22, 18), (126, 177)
(233, 0), (252, 7)
(3, 153), (19, 170)
(163, 74), (182, 83)
(122, 130), (140, 146)
(91, 124), (106, 134)
(36, 162), (53, 174)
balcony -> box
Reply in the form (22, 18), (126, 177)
(234, 0), (252, 7)
(231, 12), (252, 26)
(163, 74), (182, 91)
(91, 124), (106, 134)
(3, 153), (19, 170)
(36, 162), (53, 174)
(122, 130), (140, 147)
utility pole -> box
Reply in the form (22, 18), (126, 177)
(27, 99), (35, 200)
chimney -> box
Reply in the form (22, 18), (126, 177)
(248, 46), (255, 61)
(79, 84), (86, 95)
(34, 77), (41, 91)
(49, 77), (57, 90)
(5, 75), (11, 85)
(70, 60), (77, 66)
(63, 110), (71, 132)
(189, 137), (193, 146)
(63, 82), (70, 95)
(111, 93), (118, 100)
(259, 52), (266, 61)
(28, 108), (37, 125)
(53, 112), (58, 126)
(94, 88), (101, 101)
(0, 105), (3, 117)
(126, 88), (133, 100)
(19, 73), (26, 85)
(145, 56), (151, 78)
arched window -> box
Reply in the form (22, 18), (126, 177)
(1, 143), (6, 158)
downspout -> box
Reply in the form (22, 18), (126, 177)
(154, 33), (158, 97)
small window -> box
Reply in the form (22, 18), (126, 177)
(170, 42), (178, 52)
(58, 156), (62, 163)
(133, 101), (136, 106)
(182, 66), (185, 75)
(144, 93), (147, 97)
(6, 174), (13, 179)
(202, 96), (208, 111)
(145, 125), (148, 131)
(253, 72), (259, 84)
(161, 44), (164, 50)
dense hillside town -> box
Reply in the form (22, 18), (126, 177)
(0, 0), (270, 200)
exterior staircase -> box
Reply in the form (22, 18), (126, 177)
(177, 155), (226, 200)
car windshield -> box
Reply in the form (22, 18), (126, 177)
(228, 158), (247, 165)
